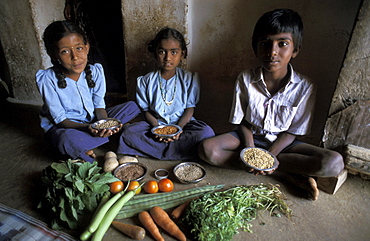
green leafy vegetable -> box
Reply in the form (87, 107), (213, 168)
(37, 160), (119, 230)
(182, 183), (292, 241)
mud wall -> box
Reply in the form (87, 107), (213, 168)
(0, 0), (364, 146)
(0, 0), (63, 104)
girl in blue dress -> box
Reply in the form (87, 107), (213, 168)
(36, 20), (140, 163)
(118, 27), (215, 160)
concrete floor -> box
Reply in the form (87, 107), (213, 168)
(0, 100), (369, 241)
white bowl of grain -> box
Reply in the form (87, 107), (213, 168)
(240, 147), (278, 172)
(173, 162), (206, 184)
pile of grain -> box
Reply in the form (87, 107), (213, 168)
(243, 148), (275, 170)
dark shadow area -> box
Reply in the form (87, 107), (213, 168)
(75, 0), (127, 94)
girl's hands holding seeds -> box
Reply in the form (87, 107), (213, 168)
(156, 130), (183, 143)
(89, 124), (123, 137)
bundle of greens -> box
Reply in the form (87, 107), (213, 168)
(182, 183), (292, 241)
(37, 160), (119, 230)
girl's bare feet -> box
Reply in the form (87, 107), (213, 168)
(85, 150), (96, 159)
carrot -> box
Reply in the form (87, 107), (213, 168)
(171, 200), (191, 221)
(138, 211), (164, 241)
(111, 221), (146, 240)
(150, 206), (186, 241)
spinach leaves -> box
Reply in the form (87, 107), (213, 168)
(38, 160), (119, 230)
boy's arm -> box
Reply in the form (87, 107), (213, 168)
(237, 120), (255, 147)
(268, 132), (296, 156)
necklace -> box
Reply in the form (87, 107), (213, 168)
(158, 72), (177, 106)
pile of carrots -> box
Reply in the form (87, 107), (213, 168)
(110, 201), (190, 241)
(138, 203), (189, 241)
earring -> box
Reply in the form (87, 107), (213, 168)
(57, 59), (61, 64)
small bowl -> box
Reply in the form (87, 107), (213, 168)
(91, 118), (121, 130)
(240, 147), (278, 171)
(151, 124), (182, 138)
(154, 169), (169, 180)
(114, 162), (147, 182)
(173, 162), (206, 184)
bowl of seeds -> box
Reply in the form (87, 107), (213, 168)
(240, 147), (278, 172)
(91, 118), (121, 131)
(173, 162), (206, 184)
(151, 124), (182, 138)
(114, 162), (148, 182)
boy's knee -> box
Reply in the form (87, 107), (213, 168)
(197, 140), (219, 166)
(322, 150), (344, 177)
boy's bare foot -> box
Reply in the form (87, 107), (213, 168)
(307, 177), (319, 201)
(285, 174), (319, 201)
(85, 150), (96, 159)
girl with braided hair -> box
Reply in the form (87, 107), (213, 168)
(36, 20), (140, 163)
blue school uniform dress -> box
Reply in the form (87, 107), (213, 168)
(36, 63), (140, 163)
(117, 68), (215, 160)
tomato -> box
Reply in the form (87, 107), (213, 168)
(158, 178), (174, 192)
(127, 181), (141, 194)
(144, 180), (159, 194)
(110, 181), (124, 194)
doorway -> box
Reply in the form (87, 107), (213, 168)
(70, 0), (127, 95)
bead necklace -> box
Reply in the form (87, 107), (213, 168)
(158, 71), (177, 106)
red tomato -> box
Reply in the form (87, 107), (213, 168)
(144, 180), (159, 194)
(158, 178), (174, 192)
(127, 181), (141, 194)
(110, 181), (124, 194)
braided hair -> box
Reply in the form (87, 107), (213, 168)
(43, 20), (95, 88)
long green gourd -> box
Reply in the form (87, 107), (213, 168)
(116, 184), (224, 219)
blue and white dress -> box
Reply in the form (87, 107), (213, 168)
(118, 68), (215, 160)
(36, 63), (140, 163)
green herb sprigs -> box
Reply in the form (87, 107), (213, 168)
(182, 183), (292, 241)
(38, 160), (119, 230)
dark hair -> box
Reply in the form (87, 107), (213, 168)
(147, 27), (188, 58)
(252, 9), (303, 54)
(42, 20), (94, 89)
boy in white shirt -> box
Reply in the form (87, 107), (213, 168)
(198, 9), (344, 200)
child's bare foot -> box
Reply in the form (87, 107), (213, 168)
(307, 177), (319, 201)
(85, 150), (96, 159)
(285, 174), (319, 201)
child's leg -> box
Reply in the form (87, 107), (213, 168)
(198, 132), (241, 167)
(106, 101), (141, 124)
(46, 127), (109, 163)
(277, 143), (344, 177)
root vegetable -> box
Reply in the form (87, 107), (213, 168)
(105, 151), (117, 159)
(111, 221), (145, 240)
(171, 200), (191, 221)
(119, 155), (139, 164)
(138, 211), (164, 241)
(150, 206), (186, 241)
(104, 157), (119, 172)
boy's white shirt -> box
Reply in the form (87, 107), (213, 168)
(229, 64), (316, 142)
